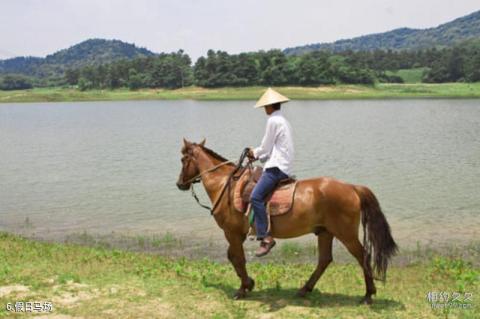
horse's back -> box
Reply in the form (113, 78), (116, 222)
(296, 176), (360, 201)
(295, 176), (362, 228)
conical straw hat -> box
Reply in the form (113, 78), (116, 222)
(254, 88), (290, 108)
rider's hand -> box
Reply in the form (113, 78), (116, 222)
(247, 148), (255, 160)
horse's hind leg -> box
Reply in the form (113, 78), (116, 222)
(338, 236), (376, 305)
(297, 229), (333, 297)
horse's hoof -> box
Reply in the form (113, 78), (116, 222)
(296, 287), (312, 298)
(233, 290), (246, 300)
(245, 277), (255, 292)
(359, 296), (373, 305)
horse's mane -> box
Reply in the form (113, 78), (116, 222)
(199, 145), (233, 165)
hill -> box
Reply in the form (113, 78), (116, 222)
(0, 39), (156, 78)
(284, 10), (480, 55)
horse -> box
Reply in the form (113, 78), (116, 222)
(176, 138), (398, 304)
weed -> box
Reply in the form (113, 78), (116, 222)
(429, 256), (479, 292)
(58, 272), (81, 284)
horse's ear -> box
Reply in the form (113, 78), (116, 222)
(183, 138), (190, 148)
(199, 138), (206, 147)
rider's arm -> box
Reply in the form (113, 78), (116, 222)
(252, 118), (277, 160)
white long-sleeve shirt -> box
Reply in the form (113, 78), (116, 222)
(253, 110), (294, 175)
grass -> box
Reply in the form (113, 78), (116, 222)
(386, 68), (428, 83)
(0, 232), (478, 318)
(1, 83), (480, 103)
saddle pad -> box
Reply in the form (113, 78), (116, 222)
(233, 167), (262, 212)
(233, 169), (297, 216)
(266, 182), (297, 216)
(233, 171), (250, 212)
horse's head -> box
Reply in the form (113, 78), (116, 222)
(176, 138), (206, 191)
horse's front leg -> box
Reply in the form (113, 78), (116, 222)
(225, 232), (255, 299)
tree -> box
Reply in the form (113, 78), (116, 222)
(193, 56), (209, 87)
(0, 75), (33, 90)
(446, 47), (465, 81)
(231, 53), (259, 86)
(465, 52), (480, 82)
(64, 69), (79, 85)
(257, 50), (289, 85)
(295, 52), (334, 85)
(328, 55), (375, 84)
(127, 68), (143, 90)
(150, 51), (193, 88)
(77, 77), (93, 91)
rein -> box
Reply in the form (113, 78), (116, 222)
(184, 160), (233, 185)
(190, 148), (252, 215)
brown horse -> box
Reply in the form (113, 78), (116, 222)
(176, 139), (398, 304)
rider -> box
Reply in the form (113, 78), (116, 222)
(248, 88), (294, 257)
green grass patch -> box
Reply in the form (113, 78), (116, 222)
(1, 83), (480, 103)
(386, 68), (428, 83)
(0, 232), (478, 318)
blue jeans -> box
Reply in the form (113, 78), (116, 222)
(251, 167), (288, 240)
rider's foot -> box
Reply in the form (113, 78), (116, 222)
(255, 236), (276, 257)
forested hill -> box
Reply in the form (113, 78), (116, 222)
(0, 39), (155, 77)
(284, 10), (480, 55)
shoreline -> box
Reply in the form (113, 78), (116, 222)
(11, 230), (480, 267)
(1, 83), (480, 103)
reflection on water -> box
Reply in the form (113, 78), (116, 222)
(1, 99), (479, 247)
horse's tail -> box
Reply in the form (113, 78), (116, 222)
(354, 185), (398, 282)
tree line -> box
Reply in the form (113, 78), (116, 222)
(64, 50), (193, 90)
(1, 39), (479, 90)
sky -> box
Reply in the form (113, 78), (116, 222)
(0, 0), (479, 60)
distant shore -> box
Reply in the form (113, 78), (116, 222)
(1, 83), (480, 103)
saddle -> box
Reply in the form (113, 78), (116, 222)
(233, 167), (297, 216)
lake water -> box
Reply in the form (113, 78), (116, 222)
(1, 99), (479, 247)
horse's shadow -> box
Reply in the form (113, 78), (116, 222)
(204, 281), (405, 312)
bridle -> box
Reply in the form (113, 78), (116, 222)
(182, 160), (234, 185)
(181, 147), (252, 215)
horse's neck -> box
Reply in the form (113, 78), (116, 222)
(196, 152), (233, 203)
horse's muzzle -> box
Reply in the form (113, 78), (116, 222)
(176, 182), (190, 191)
